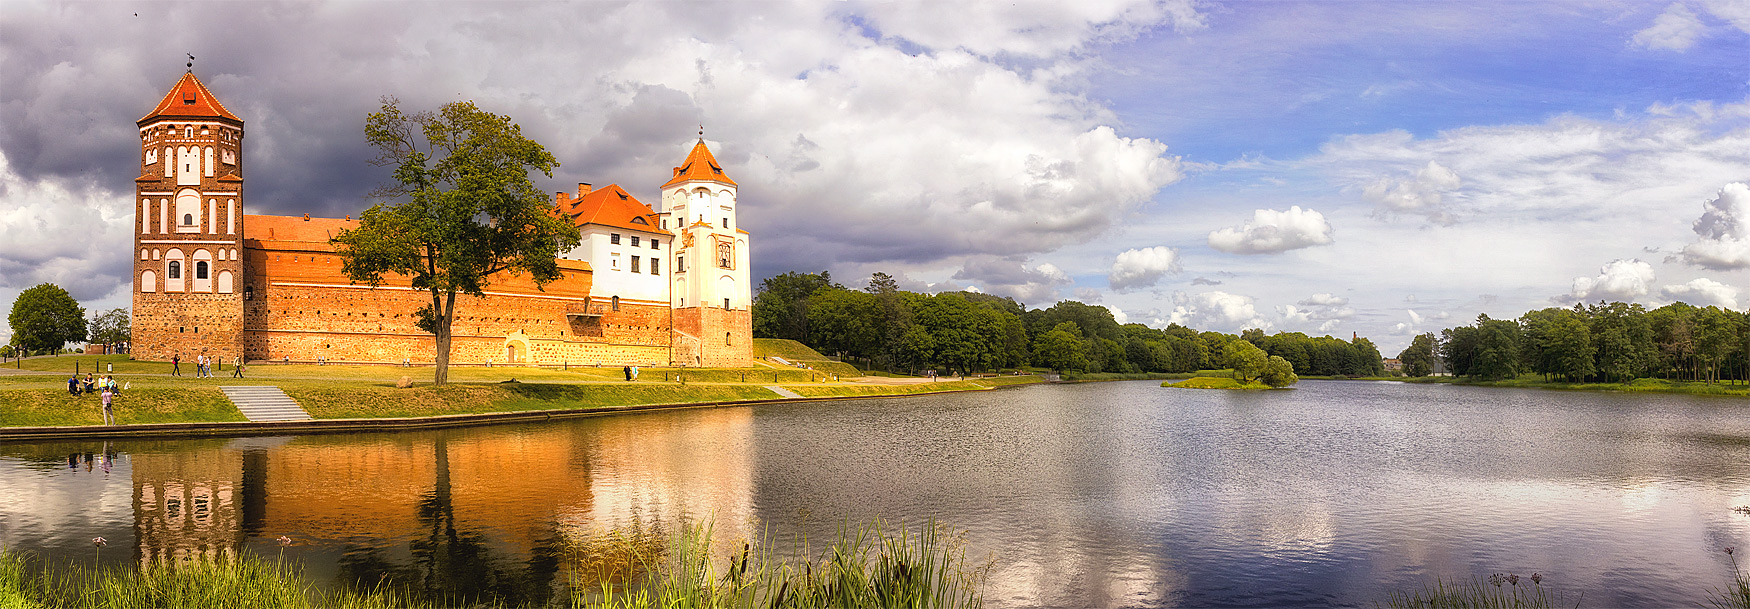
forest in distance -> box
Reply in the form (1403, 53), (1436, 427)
(753, 271), (1750, 384)
(751, 271), (1385, 377)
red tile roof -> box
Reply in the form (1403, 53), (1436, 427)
(557, 184), (665, 234)
(244, 214), (358, 245)
(661, 139), (737, 189)
(140, 72), (241, 124)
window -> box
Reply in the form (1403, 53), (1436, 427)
(183, 213), (194, 226)
(631, 255), (641, 273)
(650, 259), (659, 275)
(196, 261), (209, 280)
(722, 218), (729, 229)
(610, 233), (621, 244)
(724, 298), (731, 310)
(717, 241), (733, 269)
(726, 332), (732, 346)
(611, 296), (620, 311)
(185, 127), (193, 138)
(630, 236), (639, 247)
(651, 239), (660, 250)
(167, 261), (182, 279)
(677, 257), (685, 273)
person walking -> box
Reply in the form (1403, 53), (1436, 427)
(232, 355), (244, 378)
(623, 365), (632, 381)
(99, 386), (114, 425)
(171, 354), (181, 376)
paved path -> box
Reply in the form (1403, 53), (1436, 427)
(219, 386), (313, 421)
(764, 385), (803, 398)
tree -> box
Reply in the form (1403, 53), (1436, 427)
(1470, 316), (1523, 380)
(88, 308), (131, 353)
(333, 98), (578, 385)
(1398, 333), (1436, 377)
(1260, 355), (1299, 387)
(1225, 340), (1269, 383)
(1032, 322), (1087, 373)
(8, 283), (87, 355)
(752, 271), (837, 341)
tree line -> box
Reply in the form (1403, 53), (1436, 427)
(1396, 301), (1750, 384)
(5, 283), (130, 358)
(752, 271), (1385, 377)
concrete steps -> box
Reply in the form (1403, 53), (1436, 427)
(219, 386), (313, 422)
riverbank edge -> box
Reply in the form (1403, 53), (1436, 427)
(0, 381), (1032, 442)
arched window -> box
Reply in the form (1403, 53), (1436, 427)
(140, 270), (157, 293)
(185, 127), (193, 138)
(175, 189), (200, 232)
(725, 332), (732, 346)
(167, 261), (182, 279)
(165, 249), (186, 292)
(611, 296), (620, 311)
(196, 261), (209, 280)
(183, 213), (194, 226)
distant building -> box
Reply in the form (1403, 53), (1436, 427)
(1382, 358), (1403, 373)
(129, 71), (751, 367)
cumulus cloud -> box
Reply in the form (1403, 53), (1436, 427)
(0, 1), (1193, 302)
(951, 256), (1071, 304)
(1558, 259), (1657, 303)
(1678, 182), (1750, 270)
(1206, 206), (1334, 254)
(1361, 160), (1461, 224)
(1107, 246), (1181, 291)
(1632, 3), (1708, 51)
(1166, 291), (1272, 333)
(1661, 277), (1741, 309)
(0, 150), (133, 302)
(1277, 292), (1356, 331)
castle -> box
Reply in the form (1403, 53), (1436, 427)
(130, 71), (753, 367)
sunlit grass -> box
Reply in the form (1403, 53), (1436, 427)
(570, 519), (987, 609)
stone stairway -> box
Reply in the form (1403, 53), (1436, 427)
(219, 386), (313, 422)
(764, 385), (803, 399)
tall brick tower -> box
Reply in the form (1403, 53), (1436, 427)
(662, 138), (753, 367)
(130, 70), (246, 363)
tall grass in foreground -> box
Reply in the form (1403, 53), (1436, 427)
(1708, 548), (1750, 609)
(569, 519), (987, 609)
(1380, 573), (1574, 609)
(0, 546), (415, 609)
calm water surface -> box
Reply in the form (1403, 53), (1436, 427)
(2, 380), (1747, 607)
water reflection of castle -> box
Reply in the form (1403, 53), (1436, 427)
(127, 410), (753, 580)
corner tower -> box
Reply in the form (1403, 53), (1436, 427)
(131, 70), (246, 362)
(662, 138), (752, 366)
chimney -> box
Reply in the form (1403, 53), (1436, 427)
(577, 182), (592, 197)
(556, 191), (570, 205)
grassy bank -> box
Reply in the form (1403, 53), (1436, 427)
(0, 354), (1044, 428)
(1162, 377), (1271, 390)
(0, 518), (988, 609)
(1396, 375), (1750, 397)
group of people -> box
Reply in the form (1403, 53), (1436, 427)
(66, 372), (120, 425)
(622, 365), (640, 381)
(169, 353), (243, 378)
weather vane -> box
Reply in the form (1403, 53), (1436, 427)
(698, 124), (704, 139)
(186, 53), (194, 71)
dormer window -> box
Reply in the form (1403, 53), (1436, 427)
(631, 216), (649, 225)
(183, 91), (196, 105)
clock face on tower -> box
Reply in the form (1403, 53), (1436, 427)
(717, 241), (734, 270)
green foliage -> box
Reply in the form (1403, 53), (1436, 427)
(1259, 355), (1298, 387)
(333, 98), (578, 385)
(1032, 322), (1087, 373)
(1399, 333), (1436, 377)
(1433, 300), (1750, 384)
(1164, 377), (1265, 390)
(87, 308), (129, 350)
(1224, 341), (1269, 383)
(8, 283), (86, 354)
(752, 272), (838, 341)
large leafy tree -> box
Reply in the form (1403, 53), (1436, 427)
(1398, 333), (1436, 377)
(333, 98), (579, 385)
(752, 271), (837, 341)
(1032, 321), (1088, 373)
(8, 283), (86, 354)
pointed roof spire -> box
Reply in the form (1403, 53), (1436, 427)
(662, 137), (737, 188)
(139, 71), (240, 125)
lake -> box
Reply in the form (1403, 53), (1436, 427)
(2, 380), (1747, 607)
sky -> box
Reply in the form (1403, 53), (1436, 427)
(1, 0), (1747, 355)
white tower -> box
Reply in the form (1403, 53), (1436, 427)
(661, 138), (752, 366)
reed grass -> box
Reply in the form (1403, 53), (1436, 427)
(0, 547), (424, 609)
(569, 519), (987, 609)
(1380, 573), (1573, 609)
(1708, 549), (1750, 609)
